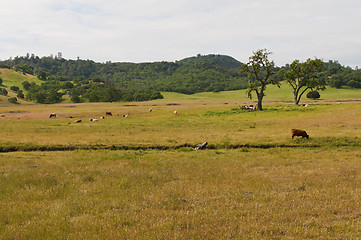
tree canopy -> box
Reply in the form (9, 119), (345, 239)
(282, 58), (324, 105)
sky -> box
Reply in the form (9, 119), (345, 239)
(1, 0), (360, 67)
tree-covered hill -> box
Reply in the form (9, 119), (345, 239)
(0, 54), (249, 95)
(178, 54), (243, 69)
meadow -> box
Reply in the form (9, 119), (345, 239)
(0, 87), (361, 239)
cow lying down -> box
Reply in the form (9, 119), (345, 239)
(291, 129), (309, 139)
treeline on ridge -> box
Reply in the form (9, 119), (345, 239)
(0, 53), (360, 104)
(0, 54), (250, 104)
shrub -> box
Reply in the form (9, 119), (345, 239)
(71, 95), (82, 103)
(8, 97), (18, 104)
(22, 81), (31, 90)
(307, 90), (320, 99)
(10, 86), (20, 92)
(17, 90), (25, 99)
(0, 88), (8, 96)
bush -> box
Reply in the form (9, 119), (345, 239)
(8, 97), (18, 104)
(17, 90), (25, 99)
(0, 88), (8, 96)
(10, 86), (20, 92)
(307, 90), (320, 99)
(71, 95), (82, 103)
(22, 81), (31, 90)
(347, 80), (361, 89)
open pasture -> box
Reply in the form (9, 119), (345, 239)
(1, 88), (361, 239)
(0, 99), (360, 148)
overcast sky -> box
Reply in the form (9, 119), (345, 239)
(1, 0), (360, 67)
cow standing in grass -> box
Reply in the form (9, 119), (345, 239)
(49, 113), (57, 118)
(291, 129), (309, 139)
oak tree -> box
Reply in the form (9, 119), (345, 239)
(240, 49), (279, 110)
(282, 58), (324, 105)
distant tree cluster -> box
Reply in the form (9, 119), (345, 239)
(0, 54), (249, 95)
(23, 80), (64, 104)
(21, 77), (163, 104)
(9, 86), (25, 99)
(319, 61), (361, 88)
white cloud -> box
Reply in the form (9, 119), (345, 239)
(1, 0), (361, 67)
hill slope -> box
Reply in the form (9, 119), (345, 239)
(178, 54), (243, 69)
(0, 68), (43, 89)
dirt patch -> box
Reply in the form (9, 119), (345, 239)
(0, 112), (56, 119)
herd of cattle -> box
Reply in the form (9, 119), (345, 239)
(48, 109), (310, 139)
(49, 111), (132, 124)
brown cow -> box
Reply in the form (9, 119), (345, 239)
(291, 129), (309, 139)
(49, 113), (57, 118)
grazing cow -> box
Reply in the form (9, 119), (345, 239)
(123, 114), (129, 118)
(239, 105), (256, 111)
(74, 119), (82, 123)
(89, 118), (98, 122)
(149, 108), (153, 112)
(174, 111), (178, 115)
(106, 112), (112, 116)
(100, 116), (105, 119)
(291, 129), (309, 139)
(49, 113), (57, 118)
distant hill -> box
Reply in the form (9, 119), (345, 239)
(0, 54), (249, 96)
(178, 54), (243, 69)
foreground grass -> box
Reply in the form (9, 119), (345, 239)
(1, 148), (361, 239)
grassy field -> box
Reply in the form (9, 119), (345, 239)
(0, 88), (361, 239)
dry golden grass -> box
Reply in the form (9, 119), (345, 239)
(0, 93), (361, 239)
(1, 148), (361, 239)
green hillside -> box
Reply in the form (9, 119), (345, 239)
(0, 68), (43, 89)
(161, 83), (361, 104)
(0, 68), (44, 104)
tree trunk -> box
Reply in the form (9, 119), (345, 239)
(295, 87), (310, 105)
(257, 91), (264, 110)
(295, 94), (300, 105)
(294, 88), (300, 105)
